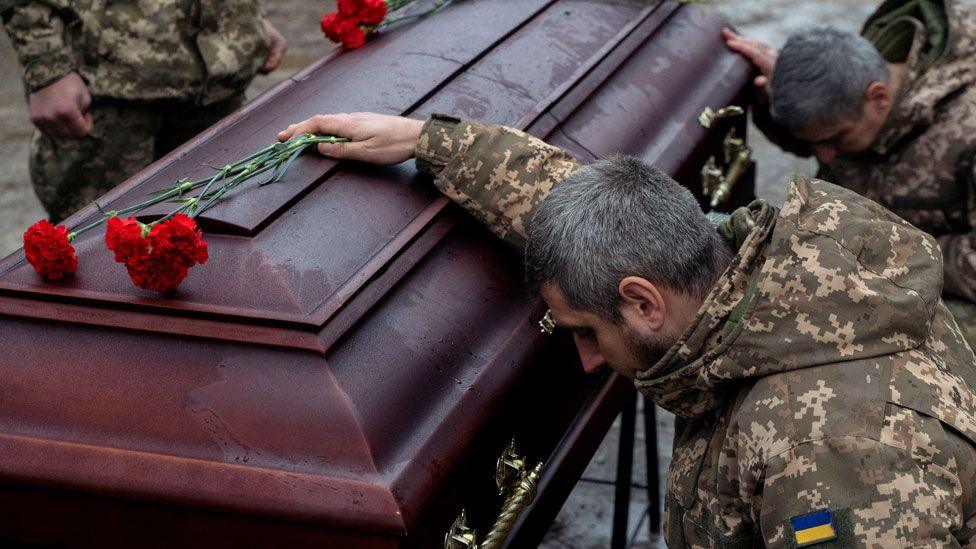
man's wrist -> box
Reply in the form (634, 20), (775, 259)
(25, 56), (78, 93)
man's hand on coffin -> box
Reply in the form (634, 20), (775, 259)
(277, 112), (424, 165)
(259, 18), (287, 74)
(722, 28), (777, 102)
(28, 71), (93, 140)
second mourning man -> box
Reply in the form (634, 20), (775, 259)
(278, 112), (976, 547)
(724, 0), (976, 345)
(1, 0), (286, 223)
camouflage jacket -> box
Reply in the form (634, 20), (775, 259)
(416, 114), (976, 547)
(0, 0), (267, 104)
(762, 0), (976, 305)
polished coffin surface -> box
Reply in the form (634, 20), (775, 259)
(0, 0), (753, 545)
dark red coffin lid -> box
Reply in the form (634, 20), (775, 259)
(0, 0), (749, 537)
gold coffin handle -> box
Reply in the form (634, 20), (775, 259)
(698, 104), (744, 128)
(444, 440), (544, 549)
(701, 129), (753, 209)
(480, 462), (543, 548)
(444, 510), (478, 549)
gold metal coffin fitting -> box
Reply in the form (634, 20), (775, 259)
(444, 440), (544, 549)
(538, 310), (556, 335)
(701, 128), (753, 209)
(698, 104), (745, 129)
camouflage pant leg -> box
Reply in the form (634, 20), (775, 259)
(945, 297), (976, 352)
(29, 94), (245, 224)
(29, 101), (159, 224)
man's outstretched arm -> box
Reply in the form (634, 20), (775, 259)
(722, 28), (813, 159)
(278, 113), (581, 251)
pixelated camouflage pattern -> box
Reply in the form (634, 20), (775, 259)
(820, 0), (976, 309)
(651, 177), (976, 547)
(414, 116), (976, 547)
(1, 0), (266, 103)
(31, 94), (242, 223)
(415, 114), (580, 250)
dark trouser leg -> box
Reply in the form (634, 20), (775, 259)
(29, 101), (158, 224)
(154, 94), (246, 159)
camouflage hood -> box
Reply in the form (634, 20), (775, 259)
(635, 177), (945, 418)
(867, 0), (976, 155)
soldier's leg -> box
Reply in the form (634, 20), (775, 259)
(29, 101), (159, 223)
(945, 297), (976, 351)
(154, 94), (246, 159)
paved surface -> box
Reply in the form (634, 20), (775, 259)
(0, 1), (876, 547)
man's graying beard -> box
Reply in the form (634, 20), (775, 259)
(626, 326), (677, 368)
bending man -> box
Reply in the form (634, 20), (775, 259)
(279, 112), (976, 547)
(724, 0), (976, 345)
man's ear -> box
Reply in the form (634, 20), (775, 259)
(618, 276), (666, 331)
(864, 81), (891, 112)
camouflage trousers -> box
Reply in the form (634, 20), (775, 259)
(29, 94), (244, 223)
(946, 297), (976, 351)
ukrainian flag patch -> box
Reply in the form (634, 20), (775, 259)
(791, 509), (837, 546)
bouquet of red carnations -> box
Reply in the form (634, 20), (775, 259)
(321, 0), (450, 48)
(22, 133), (348, 293)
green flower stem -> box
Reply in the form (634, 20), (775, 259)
(380, 0), (451, 28)
(66, 134), (348, 241)
(385, 0), (416, 11)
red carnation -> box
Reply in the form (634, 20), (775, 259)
(339, 20), (368, 48)
(321, 12), (344, 42)
(149, 214), (209, 269)
(115, 214), (208, 293)
(337, 0), (387, 26)
(124, 256), (190, 294)
(321, 12), (368, 49)
(104, 216), (148, 264)
(23, 219), (78, 280)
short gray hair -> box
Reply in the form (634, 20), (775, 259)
(525, 155), (731, 322)
(771, 27), (890, 129)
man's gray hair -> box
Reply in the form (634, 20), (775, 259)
(525, 155), (731, 322)
(771, 26), (890, 130)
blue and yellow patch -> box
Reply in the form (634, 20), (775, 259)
(791, 509), (838, 546)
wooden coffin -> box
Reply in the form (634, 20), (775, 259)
(0, 1), (754, 546)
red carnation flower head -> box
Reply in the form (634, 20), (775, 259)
(104, 216), (148, 264)
(148, 214), (209, 269)
(115, 214), (209, 294)
(337, 0), (387, 26)
(23, 219), (78, 280)
(321, 12), (344, 42)
(321, 11), (369, 48)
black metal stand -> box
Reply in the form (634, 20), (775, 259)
(611, 393), (636, 549)
(644, 401), (661, 534)
(610, 394), (661, 548)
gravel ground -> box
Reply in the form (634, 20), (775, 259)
(0, 1), (877, 547)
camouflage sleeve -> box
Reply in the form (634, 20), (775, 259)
(759, 410), (975, 548)
(414, 114), (581, 251)
(1, 0), (76, 91)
